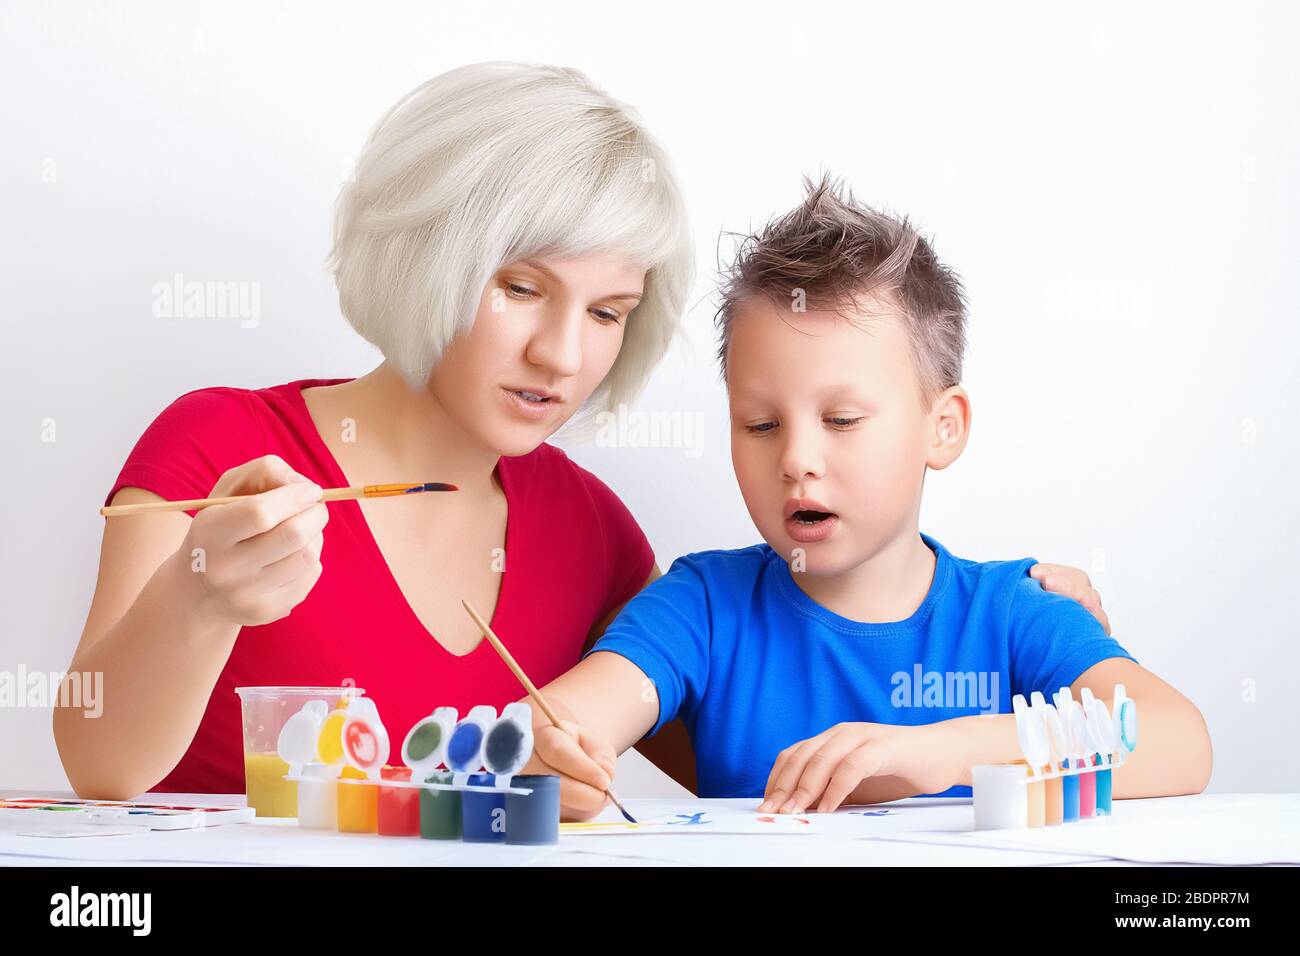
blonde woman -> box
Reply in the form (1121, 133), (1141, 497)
(56, 62), (1108, 807)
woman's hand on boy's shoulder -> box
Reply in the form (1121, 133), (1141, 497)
(1029, 563), (1111, 634)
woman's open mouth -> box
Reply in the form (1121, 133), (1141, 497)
(501, 386), (560, 419)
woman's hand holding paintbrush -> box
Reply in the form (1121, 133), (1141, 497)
(129, 455), (457, 630)
(160, 457), (333, 629)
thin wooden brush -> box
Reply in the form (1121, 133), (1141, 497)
(461, 599), (637, 824)
(100, 482), (458, 517)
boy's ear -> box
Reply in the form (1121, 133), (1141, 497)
(925, 385), (971, 471)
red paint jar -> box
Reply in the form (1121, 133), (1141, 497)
(377, 766), (420, 836)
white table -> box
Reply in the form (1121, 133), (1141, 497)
(2, 790), (1294, 866)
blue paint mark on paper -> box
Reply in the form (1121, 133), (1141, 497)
(667, 812), (711, 826)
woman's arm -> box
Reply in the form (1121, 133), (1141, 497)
(54, 456), (327, 798)
(55, 488), (241, 798)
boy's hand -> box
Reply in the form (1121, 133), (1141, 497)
(759, 721), (967, 814)
(1030, 562), (1110, 634)
(520, 710), (618, 822)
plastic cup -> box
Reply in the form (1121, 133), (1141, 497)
(234, 685), (364, 818)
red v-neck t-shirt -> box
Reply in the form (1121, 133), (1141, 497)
(102, 378), (656, 794)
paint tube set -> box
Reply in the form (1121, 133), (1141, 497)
(276, 697), (560, 845)
(971, 684), (1138, 830)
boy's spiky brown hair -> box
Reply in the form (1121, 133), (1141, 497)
(715, 173), (968, 402)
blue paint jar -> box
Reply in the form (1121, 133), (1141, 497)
(1094, 757), (1113, 815)
(505, 774), (560, 846)
(461, 772), (506, 843)
(1061, 759), (1080, 822)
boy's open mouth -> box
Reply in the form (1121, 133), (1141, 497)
(783, 498), (841, 543)
(783, 497), (839, 528)
(791, 510), (836, 525)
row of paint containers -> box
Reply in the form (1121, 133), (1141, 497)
(278, 699), (560, 845)
(972, 684), (1138, 830)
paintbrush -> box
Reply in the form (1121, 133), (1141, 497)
(100, 482), (458, 517)
(461, 599), (637, 824)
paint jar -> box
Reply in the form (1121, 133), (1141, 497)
(461, 773), (506, 843)
(419, 771), (462, 840)
(377, 766), (420, 836)
(297, 764), (339, 829)
(1026, 775), (1046, 828)
(235, 686), (364, 818)
(1061, 759), (1080, 822)
(1078, 763), (1097, 818)
(1044, 775), (1063, 826)
(972, 763), (1029, 830)
(504, 774), (560, 846)
(337, 764), (378, 833)
(1093, 755), (1113, 815)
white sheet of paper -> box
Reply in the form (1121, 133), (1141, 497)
(869, 793), (1300, 865)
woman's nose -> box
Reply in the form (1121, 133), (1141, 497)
(524, 306), (585, 378)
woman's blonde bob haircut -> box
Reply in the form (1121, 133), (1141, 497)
(328, 62), (694, 416)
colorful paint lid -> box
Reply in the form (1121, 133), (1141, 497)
(482, 701), (535, 779)
(402, 706), (459, 774)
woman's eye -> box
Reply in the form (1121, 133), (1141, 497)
(745, 422), (777, 434)
(505, 282), (538, 298)
(591, 308), (622, 325)
(826, 417), (864, 428)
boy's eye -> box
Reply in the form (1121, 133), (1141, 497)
(745, 422), (777, 434)
(826, 417), (864, 428)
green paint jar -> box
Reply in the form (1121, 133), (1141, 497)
(419, 770), (461, 840)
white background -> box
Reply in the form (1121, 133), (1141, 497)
(2, 1), (1296, 793)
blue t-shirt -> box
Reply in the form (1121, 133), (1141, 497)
(585, 533), (1137, 799)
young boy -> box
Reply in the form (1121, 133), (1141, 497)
(524, 176), (1212, 819)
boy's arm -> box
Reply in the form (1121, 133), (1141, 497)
(766, 658), (1212, 812)
(513, 651), (661, 821)
(516, 553), (712, 820)
(533, 650), (660, 757)
(954, 575), (1210, 798)
(949, 657), (1212, 796)
(769, 575), (1209, 811)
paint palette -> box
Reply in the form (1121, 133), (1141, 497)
(0, 798), (255, 830)
(277, 699), (561, 845)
